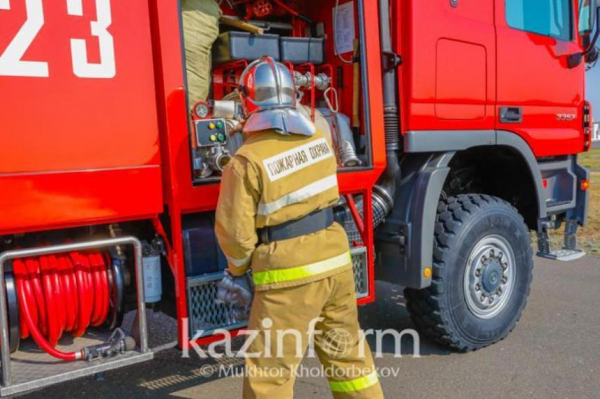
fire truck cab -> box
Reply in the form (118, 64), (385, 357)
(0, 0), (597, 395)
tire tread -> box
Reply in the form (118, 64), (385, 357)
(404, 194), (533, 352)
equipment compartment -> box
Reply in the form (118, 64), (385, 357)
(280, 37), (325, 64)
(184, 0), (374, 186)
(213, 31), (281, 65)
(182, 213), (228, 277)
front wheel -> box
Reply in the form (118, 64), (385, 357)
(405, 194), (534, 351)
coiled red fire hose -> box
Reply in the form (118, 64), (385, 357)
(12, 251), (112, 361)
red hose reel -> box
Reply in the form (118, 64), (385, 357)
(9, 251), (124, 361)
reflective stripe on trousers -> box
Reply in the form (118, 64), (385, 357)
(252, 251), (351, 286)
(329, 370), (380, 393)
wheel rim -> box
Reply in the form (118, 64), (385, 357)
(463, 235), (516, 319)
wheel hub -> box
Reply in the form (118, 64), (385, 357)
(481, 259), (503, 294)
(464, 235), (516, 319)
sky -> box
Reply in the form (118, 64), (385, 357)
(587, 66), (600, 120)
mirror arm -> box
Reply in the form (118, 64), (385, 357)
(568, 5), (600, 68)
(568, 53), (584, 68)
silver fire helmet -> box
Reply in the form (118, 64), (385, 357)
(239, 56), (315, 136)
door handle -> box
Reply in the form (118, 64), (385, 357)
(500, 107), (523, 124)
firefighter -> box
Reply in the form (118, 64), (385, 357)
(215, 57), (384, 399)
(181, 0), (221, 108)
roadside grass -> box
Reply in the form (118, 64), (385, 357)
(577, 149), (600, 255)
(545, 149), (600, 255)
(580, 148), (600, 171)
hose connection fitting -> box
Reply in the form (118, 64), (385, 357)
(83, 328), (136, 361)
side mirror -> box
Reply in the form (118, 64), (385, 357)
(583, 0), (600, 61)
(568, 1), (599, 68)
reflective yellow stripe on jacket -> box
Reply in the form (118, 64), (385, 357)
(253, 252), (351, 286)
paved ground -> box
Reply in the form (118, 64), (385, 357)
(22, 256), (600, 399)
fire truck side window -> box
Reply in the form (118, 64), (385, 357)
(578, 0), (592, 34)
(506, 0), (573, 41)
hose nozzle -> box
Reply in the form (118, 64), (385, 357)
(83, 328), (136, 361)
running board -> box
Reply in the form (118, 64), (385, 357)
(537, 219), (586, 262)
(537, 248), (586, 262)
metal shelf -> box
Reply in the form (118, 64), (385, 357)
(0, 331), (153, 397)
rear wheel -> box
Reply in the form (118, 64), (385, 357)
(405, 194), (534, 351)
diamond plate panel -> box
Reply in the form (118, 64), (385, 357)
(187, 274), (247, 337)
(344, 207), (363, 245)
(351, 246), (369, 299)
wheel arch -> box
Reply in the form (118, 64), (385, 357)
(376, 130), (546, 289)
(445, 140), (543, 229)
(496, 130), (547, 220)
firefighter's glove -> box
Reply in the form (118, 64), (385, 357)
(216, 270), (254, 320)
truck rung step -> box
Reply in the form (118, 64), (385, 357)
(537, 249), (586, 262)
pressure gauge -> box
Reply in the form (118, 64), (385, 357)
(195, 102), (210, 119)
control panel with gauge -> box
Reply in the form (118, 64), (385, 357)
(190, 101), (234, 181)
(195, 118), (228, 147)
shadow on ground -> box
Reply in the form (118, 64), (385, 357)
(358, 281), (452, 357)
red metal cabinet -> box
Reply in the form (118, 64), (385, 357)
(0, 0), (162, 234)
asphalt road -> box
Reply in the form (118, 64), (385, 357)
(22, 256), (600, 399)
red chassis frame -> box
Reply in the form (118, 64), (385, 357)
(148, 1), (385, 347)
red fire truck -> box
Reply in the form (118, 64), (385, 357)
(0, 0), (597, 395)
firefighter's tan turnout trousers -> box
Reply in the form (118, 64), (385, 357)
(215, 127), (384, 398)
(244, 269), (384, 399)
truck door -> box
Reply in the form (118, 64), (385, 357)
(400, 0), (497, 132)
(495, 0), (585, 157)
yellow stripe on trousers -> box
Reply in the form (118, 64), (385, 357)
(329, 370), (380, 393)
(252, 252), (351, 286)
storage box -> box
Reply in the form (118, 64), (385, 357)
(182, 213), (227, 276)
(212, 31), (280, 65)
(280, 37), (325, 64)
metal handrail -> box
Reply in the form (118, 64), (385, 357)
(0, 237), (147, 388)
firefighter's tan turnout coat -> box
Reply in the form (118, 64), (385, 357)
(216, 127), (384, 398)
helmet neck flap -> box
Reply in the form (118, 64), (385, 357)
(239, 56), (315, 136)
